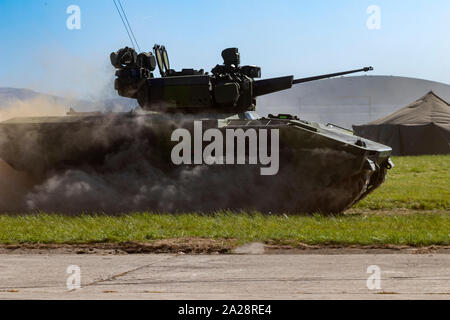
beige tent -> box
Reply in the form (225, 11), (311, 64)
(353, 91), (450, 155)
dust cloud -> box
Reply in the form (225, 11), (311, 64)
(0, 160), (34, 212)
(0, 96), (67, 212)
(0, 99), (371, 214)
(0, 96), (67, 122)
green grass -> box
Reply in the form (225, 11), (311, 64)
(0, 155), (448, 246)
(0, 211), (448, 246)
(356, 155), (450, 210)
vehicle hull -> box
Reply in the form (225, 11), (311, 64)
(0, 112), (392, 214)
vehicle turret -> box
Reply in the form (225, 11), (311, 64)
(111, 45), (373, 113)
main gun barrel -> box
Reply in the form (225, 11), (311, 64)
(292, 66), (373, 84)
(253, 66), (373, 97)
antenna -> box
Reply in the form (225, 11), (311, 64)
(116, 0), (141, 52)
(112, 0), (141, 52)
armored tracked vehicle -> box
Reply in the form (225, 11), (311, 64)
(0, 46), (393, 214)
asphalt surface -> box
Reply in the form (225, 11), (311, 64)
(0, 252), (449, 299)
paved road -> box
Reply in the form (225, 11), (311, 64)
(0, 253), (449, 299)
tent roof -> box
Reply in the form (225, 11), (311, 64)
(368, 91), (450, 125)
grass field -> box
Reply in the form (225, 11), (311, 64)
(0, 155), (448, 246)
(0, 211), (448, 246)
(356, 155), (450, 210)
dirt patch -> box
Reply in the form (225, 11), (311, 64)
(0, 239), (237, 255)
(0, 239), (449, 255)
(0, 238), (236, 254)
(264, 241), (450, 255)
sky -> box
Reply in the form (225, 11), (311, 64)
(0, 0), (449, 98)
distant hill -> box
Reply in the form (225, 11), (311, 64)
(0, 88), (43, 101)
(259, 75), (450, 128)
(0, 87), (136, 112)
(2, 75), (450, 128)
